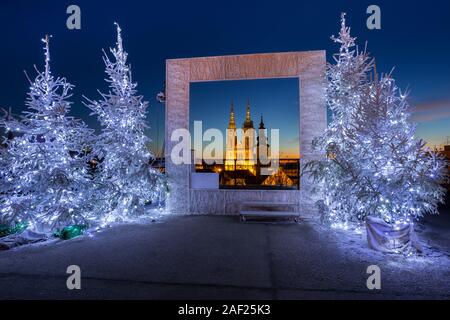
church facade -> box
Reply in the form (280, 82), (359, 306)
(224, 101), (269, 176)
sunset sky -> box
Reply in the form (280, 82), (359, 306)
(0, 0), (449, 154)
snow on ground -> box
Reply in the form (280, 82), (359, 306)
(0, 209), (449, 299)
(312, 219), (450, 271)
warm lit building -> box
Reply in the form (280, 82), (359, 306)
(196, 100), (299, 189)
(262, 168), (294, 187)
(225, 101), (259, 175)
(224, 101), (237, 171)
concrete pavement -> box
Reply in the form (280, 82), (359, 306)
(0, 215), (449, 299)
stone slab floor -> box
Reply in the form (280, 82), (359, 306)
(0, 212), (449, 300)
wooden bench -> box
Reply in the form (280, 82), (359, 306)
(239, 201), (300, 223)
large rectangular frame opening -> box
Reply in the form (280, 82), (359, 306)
(189, 78), (300, 190)
(165, 51), (326, 215)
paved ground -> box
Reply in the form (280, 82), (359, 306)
(0, 211), (449, 300)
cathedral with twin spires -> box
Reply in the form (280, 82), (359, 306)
(225, 100), (269, 175)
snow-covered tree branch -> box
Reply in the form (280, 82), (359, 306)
(84, 24), (167, 223)
(303, 14), (448, 227)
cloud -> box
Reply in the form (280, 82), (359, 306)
(411, 99), (450, 122)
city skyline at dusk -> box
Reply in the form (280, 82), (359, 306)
(190, 78), (300, 159)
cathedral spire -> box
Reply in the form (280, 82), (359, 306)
(243, 99), (254, 129)
(259, 114), (265, 129)
(228, 100), (236, 129)
(246, 100), (251, 121)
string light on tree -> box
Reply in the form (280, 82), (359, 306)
(0, 35), (95, 233)
(84, 23), (167, 224)
(303, 13), (447, 228)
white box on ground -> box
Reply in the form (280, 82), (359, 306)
(190, 173), (219, 189)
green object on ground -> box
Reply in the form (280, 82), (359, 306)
(54, 225), (88, 240)
(0, 222), (29, 238)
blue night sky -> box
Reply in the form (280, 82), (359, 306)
(1, 0), (449, 154)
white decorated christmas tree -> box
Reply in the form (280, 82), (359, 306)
(0, 36), (95, 233)
(85, 24), (166, 223)
(303, 14), (447, 227)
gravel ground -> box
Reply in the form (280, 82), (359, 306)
(0, 210), (449, 300)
